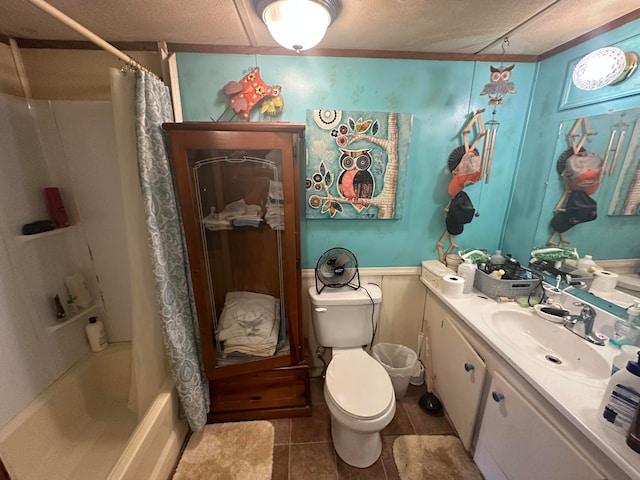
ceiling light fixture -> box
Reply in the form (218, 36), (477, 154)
(572, 46), (638, 91)
(253, 0), (341, 53)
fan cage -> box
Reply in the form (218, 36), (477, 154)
(315, 247), (361, 293)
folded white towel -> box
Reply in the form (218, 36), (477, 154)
(218, 292), (280, 357)
(268, 180), (284, 200)
(216, 199), (247, 220)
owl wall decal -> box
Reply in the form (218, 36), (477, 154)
(338, 148), (374, 210)
(480, 64), (516, 105)
(222, 67), (282, 121)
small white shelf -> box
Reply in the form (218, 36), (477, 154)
(16, 225), (77, 244)
(46, 304), (98, 335)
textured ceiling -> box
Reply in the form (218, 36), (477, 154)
(1, 0), (639, 57)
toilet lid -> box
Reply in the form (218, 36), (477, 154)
(325, 350), (394, 419)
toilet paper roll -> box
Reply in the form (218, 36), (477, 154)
(441, 275), (465, 299)
(590, 270), (619, 293)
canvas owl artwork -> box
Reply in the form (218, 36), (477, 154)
(305, 109), (413, 220)
(480, 64), (516, 105)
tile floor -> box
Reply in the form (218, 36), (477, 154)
(270, 377), (458, 480)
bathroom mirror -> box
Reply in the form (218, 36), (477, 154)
(532, 106), (640, 313)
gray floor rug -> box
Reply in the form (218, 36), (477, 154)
(393, 435), (483, 480)
(173, 421), (274, 480)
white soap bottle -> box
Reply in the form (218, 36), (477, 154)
(457, 259), (477, 294)
(599, 352), (640, 434)
(85, 316), (108, 352)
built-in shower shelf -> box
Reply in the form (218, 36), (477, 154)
(46, 304), (98, 335)
(16, 225), (77, 243)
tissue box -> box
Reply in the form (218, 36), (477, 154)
(421, 260), (454, 290)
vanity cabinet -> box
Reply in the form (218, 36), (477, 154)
(422, 288), (617, 479)
(425, 294), (487, 449)
(164, 122), (310, 422)
(474, 371), (605, 480)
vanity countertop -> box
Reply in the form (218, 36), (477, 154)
(420, 276), (640, 480)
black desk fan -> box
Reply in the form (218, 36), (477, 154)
(315, 247), (360, 293)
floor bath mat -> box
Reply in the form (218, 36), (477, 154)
(173, 420), (274, 480)
(393, 435), (483, 480)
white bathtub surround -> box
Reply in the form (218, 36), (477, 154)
(0, 343), (187, 480)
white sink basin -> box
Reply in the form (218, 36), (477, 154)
(482, 307), (611, 380)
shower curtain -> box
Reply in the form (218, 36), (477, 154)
(110, 68), (209, 431)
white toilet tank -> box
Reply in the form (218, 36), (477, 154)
(308, 284), (382, 348)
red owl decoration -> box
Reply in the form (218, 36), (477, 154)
(222, 67), (281, 121)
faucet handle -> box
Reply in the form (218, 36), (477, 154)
(572, 302), (596, 317)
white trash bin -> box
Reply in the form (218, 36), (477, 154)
(372, 342), (420, 399)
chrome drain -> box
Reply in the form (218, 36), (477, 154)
(545, 354), (562, 365)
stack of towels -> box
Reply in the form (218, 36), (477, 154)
(217, 291), (280, 357)
(265, 180), (285, 230)
(202, 199), (263, 231)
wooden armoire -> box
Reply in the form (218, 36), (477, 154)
(163, 122), (310, 422)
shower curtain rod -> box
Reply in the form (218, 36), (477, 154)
(24, 0), (154, 75)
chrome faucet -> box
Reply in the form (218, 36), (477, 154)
(564, 302), (605, 346)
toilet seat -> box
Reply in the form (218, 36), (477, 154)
(325, 349), (394, 419)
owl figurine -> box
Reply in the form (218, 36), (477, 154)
(223, 67), (281, 121)
(338, 149), (374, 211)
(480, 64), (516, 105)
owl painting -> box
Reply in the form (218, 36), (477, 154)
(338, 148), (374, 211)
(480, 64), (516, 105)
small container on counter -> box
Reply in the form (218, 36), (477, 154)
(457, 259), (477, 295)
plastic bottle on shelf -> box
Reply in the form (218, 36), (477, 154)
(610, 318), (637, 348)
(85, 316), (108, 352)
(490, 250), (506, 266)
(488, 269), (505, 279)
(457, 259), (477, 294)
(577, 254), (597, 270)
(628, 303), (640, 326)
(575, 254), (601, 277)
(599, 351), (640, 434)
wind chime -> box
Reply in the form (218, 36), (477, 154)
(603, 112), (629, 177)
(437, 38), (515, 263)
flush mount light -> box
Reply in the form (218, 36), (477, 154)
(572, 46), (638, 91)
(253, 0), (341, 53)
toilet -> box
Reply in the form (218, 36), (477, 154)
(308, 284), (395, 468)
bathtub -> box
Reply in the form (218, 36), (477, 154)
(0, 342), (188, 480)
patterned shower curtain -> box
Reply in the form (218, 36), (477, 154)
(134, 70), (209, 430)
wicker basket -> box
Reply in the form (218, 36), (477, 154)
(474, 268), (540, 299)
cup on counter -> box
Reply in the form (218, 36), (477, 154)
(445, 253), (462, 270)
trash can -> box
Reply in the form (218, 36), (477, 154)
(372, 342), (420, 399)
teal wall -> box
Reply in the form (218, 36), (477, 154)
(503, 20), (640, 262)
(177, 53), (536, 268)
